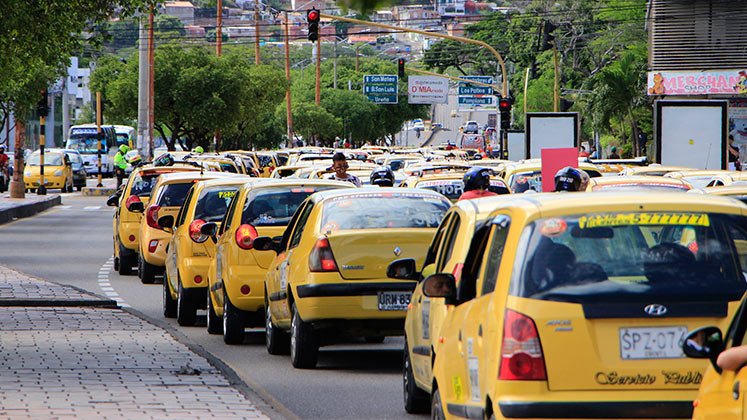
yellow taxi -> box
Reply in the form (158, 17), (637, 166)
(618, 164), (693, 177)
(256, 151), (279, 177)
(23, 149), (74, 192)
(161, 177), (251, 325)
(133, 171), (239, 284)
(257, 189), (451, 368)
(705, 172), (747, 187)
(205, 179), (354, 344)
(399, 173), (511, 202)
(499, 162), (602, 193)
(109, 165), (202, 275)
(421, 192), (747, 419)
(388, 196), (515, 413)
(694, 185), (747, 205)
(664, 170), (734, 189)
(586, 175), (692, 192)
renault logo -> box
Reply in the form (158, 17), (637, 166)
(393, 247), (402, 256)
(644, 304), (668, 316)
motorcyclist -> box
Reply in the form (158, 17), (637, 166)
(458, 167), (498, 201)
(113, 144), (130, 188)
(370, 166), (395, 187)
(126, 150), (144, 168)
(554, 166), (590, 192)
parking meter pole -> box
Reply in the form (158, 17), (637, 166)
(96, 91), (103, 188)
(37, 116), (46, 195)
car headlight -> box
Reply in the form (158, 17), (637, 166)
(24, 171), (31, 177)
(54, 170), (63, 176)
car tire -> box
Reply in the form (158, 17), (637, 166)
(118, 244), (134, 276)
(223, 289), (245, 345)
(266, 298), (290, 355)
(290, 303), (318, 369)
(404, 341), (430, 414)
(177, 278), (197, 326)
(163, 271), (177, 318)
(76, 186), (82, 192)
(206, 290), (222, 335)
(139, 255), (159, 285)
(365, 336), (385, 344)
(431, 388), (445, 420)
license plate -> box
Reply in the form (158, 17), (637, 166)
(619, 326), (688, 360)
(377, 291), (411, 311)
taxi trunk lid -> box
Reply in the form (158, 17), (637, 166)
(252, 226), (285, 269)
(325, 229), (433, 280)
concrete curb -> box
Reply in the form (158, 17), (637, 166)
(82, 187), (116, 196)
(0, 195), (61, 225)
(0, 299), (119, 308)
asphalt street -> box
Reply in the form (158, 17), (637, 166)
(0, 190), (424, 420)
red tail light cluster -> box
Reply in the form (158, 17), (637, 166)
(309, 237), (338, 272)
(235, 224), (258, 250)
(189, 219), (208, 243)
(499, 309), (546, 381)
(125, 195), (140, 210)
(148, 240), (158, 253)
(146, 205), (161, 229)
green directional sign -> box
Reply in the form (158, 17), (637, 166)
(458, 76), (496, 110)
(364, 75), (398, 104)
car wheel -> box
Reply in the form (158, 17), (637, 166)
(223, 289), (245, 344)
(163, 271), (177, 318)
(266, 298), (290, 355)
(206, 289), (222, 335)
(290, 302), (318, 369)
(76, 186), (82, 192)
(117, 245), (134, 276)
(365, 336), (385, 344)
(404, 341), (430, 414)
(177, 278), (197, 326)
(139, 255), (159, 285)
(431, 388), (445, 420)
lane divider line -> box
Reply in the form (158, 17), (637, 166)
(98, 257), (130, 308)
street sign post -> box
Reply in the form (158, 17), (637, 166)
(407, 76), (449, 104)
(458, 76), (496, 110)
(364, 75), (398, 104)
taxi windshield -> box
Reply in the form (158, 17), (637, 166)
(510, 212), (747, 303)
(194, 186), (239, 222)
(27, 153), (63, 166)
(510, 171), (543, 193)
(241, 186), (339, 226)
(321, 193), (450, 230)
(156, 182), (194, 207)
(416, 179), (509, 201)
(129, 174), (159, 197)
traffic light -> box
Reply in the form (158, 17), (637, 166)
(397, 58), (405, 78)
(499, 97), (513, 130)
(37, 89), (48, 117)
(307, 8), (320, 42)
(541, 20), (557, 51)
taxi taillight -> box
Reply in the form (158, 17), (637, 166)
(125, 194), (140, 210)
(499, 309), (546, 381)
(189, 219), (208, 243)
(309, 237), (338, 272)
(235, 224), (258, 250)
(146, 205), (161, 229)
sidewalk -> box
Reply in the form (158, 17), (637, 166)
(0, 265), (271, 419)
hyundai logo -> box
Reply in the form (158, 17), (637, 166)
(393, 247), (402, 256)
(644, 304), (668, 316)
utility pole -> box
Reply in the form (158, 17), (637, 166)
(137, 13), (150, 157)
(284, 11), (293, 147)
(215, 0), (223, 152)
(315, 42), (321, 105)
(333, 38), (337, 90)
(148, 7), (155, 158)
(254, 0), (261, 64)
(96, 92), (103, 188)
(553, 43), (559, 112)
(37, 90), (48, 195)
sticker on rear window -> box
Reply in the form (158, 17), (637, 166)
(218, 191), (237, 199)
(540, 218), (567, 237)
(578, 213), (710, 229)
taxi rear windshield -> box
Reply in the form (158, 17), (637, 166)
(321, 194), (450, 230)
(156, 182), (194, 207)
(591, 184), (689, 192)
(416, 180), (509, 200)
(241, 186), (339, 226)
(194, 186), (239, 222)
(509, 212), (747, 303)
(511, 169), (601, 193)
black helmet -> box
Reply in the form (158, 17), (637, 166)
(370, 166), (394, 187)
(554, 166), (590, 192)
(153, 153), (174, 167)
(463, 167), (491, 192)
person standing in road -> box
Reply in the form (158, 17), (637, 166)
(113, 144), (130, 189)
(608, 146), (620, 159)
(328, 152), (361, 186)
(458, 167), (498, 201)
(729, 135), (741, 171)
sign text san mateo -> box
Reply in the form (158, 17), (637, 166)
(364, 75), (398, 104)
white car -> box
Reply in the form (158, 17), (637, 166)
(463, 120), (479, 133)
(411, 119), (425, 130)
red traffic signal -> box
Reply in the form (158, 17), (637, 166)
(307, 8), (320, 42)
(307, 9), (319, 22)
(498, 97), (512, 111)
(397, 58), (405, 77)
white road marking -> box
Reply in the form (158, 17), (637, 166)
(84, 206), (101, 211)
(58, 205), (72, 210)
(97, 257), (130, 308)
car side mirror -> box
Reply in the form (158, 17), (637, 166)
(253, 236), (280, 253)
(422, 273), (457, 305)
(682, 326), (724, 373)
(106, 194), (120, 207)
(200, 222), (219, 243)
(127, 200), (144, 213)
(387, 258), (419, 280)
(158, 215), (175, 230)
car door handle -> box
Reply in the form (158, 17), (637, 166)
(478, 325), (483, 337)
(418, 296), (422, 304)
(733, 381), (740, 400)
(458, 330), (462, 342)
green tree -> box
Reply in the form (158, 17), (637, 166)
(277, 102), (342, 146)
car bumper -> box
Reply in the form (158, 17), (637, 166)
(118, 223), (140, 252)
(221, 264), (269, 312)
(180, 256), (211, 288)
(141, 237), (168, 266)
(493, 401), (692, 419)
(25, 176), (65, 188)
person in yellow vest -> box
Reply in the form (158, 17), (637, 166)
(113, 144), (130, 188)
